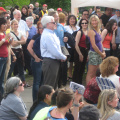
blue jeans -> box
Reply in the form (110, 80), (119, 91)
(31, 58), (43, 102)
(8, 52), (25, 82)
(0, 57), (7, 95)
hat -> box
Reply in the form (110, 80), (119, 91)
(57, 8), (62, 11)
(0, 7), (6, 12)
(43, 4), (47, 7)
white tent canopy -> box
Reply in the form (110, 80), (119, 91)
(71, 0), (120, 14)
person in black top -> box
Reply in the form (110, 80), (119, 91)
(100, 7), (113, 28)
(21, 5), (28, 21)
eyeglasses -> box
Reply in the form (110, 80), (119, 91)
(49, 22), (56, 24)
(83, 14), (89, 16)
(19, 83), (23, 86)
(81, 22), (88, 25)
(116, 10), (120, 12)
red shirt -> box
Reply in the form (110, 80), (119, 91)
(78, 33), (87, 48)
(0, 34), (9, 57)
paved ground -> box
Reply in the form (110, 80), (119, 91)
(21, 87), (33, 112)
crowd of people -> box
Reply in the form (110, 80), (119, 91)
(0, 2), (120, 120)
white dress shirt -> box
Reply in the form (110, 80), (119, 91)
(40, 28), (66, 60)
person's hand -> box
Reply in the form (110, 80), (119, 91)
(74, 90), (82, 103)
(113, 26), (118, 33)
(63, 37), (68, 42)
(5, 33), (11, 40)
(35, 57), (43, 62)
(101, 52), (106, 59)
(12, 55), (17, 62)
(79, 54), (83, 62)
(61, 56), (67, 62)
(112, 43), (116, 50)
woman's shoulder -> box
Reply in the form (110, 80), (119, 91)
(107, 111), (120, 120)
(88, 30), (95, 36)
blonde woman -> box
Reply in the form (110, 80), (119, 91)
(86, 15), (106, 84)
(8, 20), (26, 84)
(100, 56), (120, 97)
(97, 89), (120, 120)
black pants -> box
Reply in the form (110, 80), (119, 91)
(42, 58), (60, 90)
(73, 47), (88, 84)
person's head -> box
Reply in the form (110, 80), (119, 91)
(56, 88), (74, 109)
(82, 10), (89, 20)
(26, 16), (34, 27)
(115, 9), (120, 17)
(88, 15), (101, 31)
(105, 19), (117, 34)
(28, 6), (33, 13)
(0, 11), (9, 18)
(6, 17), (11, 29)
(48, 8), (54, 13)
(57, 8), (62, 14)
(79, 19), (88, 30)
(100, 56), (119, 77)
(48, 11), (59, 23)
(63, 11), (68, 22)
(105, 7), (113, 16)
(89, 8), (93, 15)
(59, 12), (65, 23)
(97, 89), (118, 120)
(79, 105), (100, 120)
(67, 15), (77, 26)
(96, 6), (101, 12)
(96, 11), (102, 18)
(41, 15), (56, 30)
(43, 4), (47, 11)
(11, 19), (18, 31)
(4, 77), (24, 98)
(21, 5), (28, 15)
(37, 21), (43, 34)
(35, 2), (39, 8)
(29, 4), (34, 10)
(14, 5), (19, 10)
(0, 17), (7, 32)
(13, 10), (21, 21)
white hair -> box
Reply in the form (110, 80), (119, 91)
(29, 4), (34, 8)
(41, 16), (54, 28)
(13, 10), (21, 16)
(48, 8), (55, 13)
(26, 16), (34, 23)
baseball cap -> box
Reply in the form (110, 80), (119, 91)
(43, 4), (47, 7)
(0, 7), (6, 12)
(57, 8), (62, 12)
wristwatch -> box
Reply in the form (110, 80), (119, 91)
(2, 38), (5, 42)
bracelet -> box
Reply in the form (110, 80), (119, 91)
(73, 103), (80, 107)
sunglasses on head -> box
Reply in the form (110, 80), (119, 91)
(81, 22), (88, 25)
(19, 83), (23, 86)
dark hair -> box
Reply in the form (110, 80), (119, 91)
(82, 9), (89, 15)
(105, 19), (117, 35)
(28, 85), (53, 119)
(67, 15), (77, 26)
(96, 68), (101, 77)
(79, 105), (100, 120)
(56, 88), (74, 108)
(0, 17), (7, 29)
(105, 7), (113, 11)
(51, 89), (59, 105)
(0, 12), (8, 18)
(79, 18), (88, 29)
(21, 5), (28, 16)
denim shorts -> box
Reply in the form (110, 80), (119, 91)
(88, 51), (102, 65)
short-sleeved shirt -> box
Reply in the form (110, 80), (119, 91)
(107, 111), (120, 120)
(0, 93), (27, 120)
(10, 31), (23, 49)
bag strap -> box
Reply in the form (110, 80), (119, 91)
(10, 31), (20, 41)
(80, 29), (83, 39)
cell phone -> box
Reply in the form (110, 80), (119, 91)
(70, 82), (85, 95)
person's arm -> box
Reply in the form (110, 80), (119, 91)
(75, 31), (84, 62)
(112, 26), (117, 50)
(10, 47), (17, 62)
(27, 39), (42, 62)
(11, 35), (26, 47)
(0, 33), (10, 46)
(19, 116), (27, 120)
(88, 30), (105, 59)
(101, 29), (108, 43)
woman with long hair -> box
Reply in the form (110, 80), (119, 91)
(73, 18), (88, 84)
(21, 5), (28, 21)
(8, 19), (26, 85)
(28, 85), (54, 120)
(97, 89), (120, 120)
(0, 77), (27, 120)
(27, 21), (43, 102)
(86, 15), (106, 84)
(64, 15), (79, 81)
(100, 56), (120, 97)
(101, 19), (117, 58)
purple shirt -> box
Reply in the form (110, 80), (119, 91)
(89, 30), (102, 52)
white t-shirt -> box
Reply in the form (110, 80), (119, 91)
(107, 111), (120, 120)
(10, 31), (23, 49)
